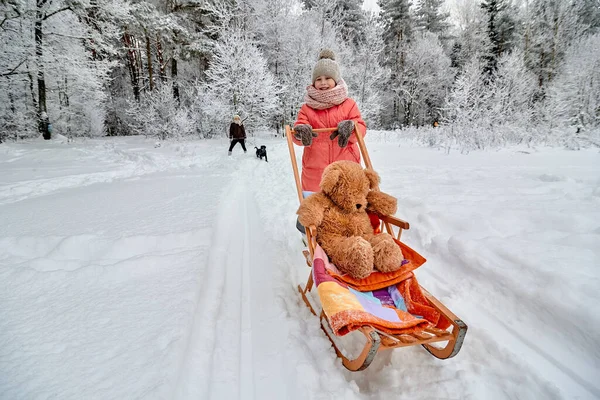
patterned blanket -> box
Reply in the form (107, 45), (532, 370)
(313, 243), (449, 336)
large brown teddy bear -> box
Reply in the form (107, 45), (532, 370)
(297, 160), (404, 279)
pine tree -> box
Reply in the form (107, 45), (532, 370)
(524, 0), (581, 88)
(380, 0), (413, 55)
(480, 0), (515, 77)
(331, 0), (366, 46)
(448, 0), (489, 72)
(379, 0), (413, 125)
(413, 0), (451, 37)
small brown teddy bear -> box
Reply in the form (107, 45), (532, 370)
(297, 160), (404, 279)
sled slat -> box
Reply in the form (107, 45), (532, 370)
(424, 327), (451, 337)
(411, 331), (433, 340)
(397, 335), (418, 344)
(302, 250), (312, 267)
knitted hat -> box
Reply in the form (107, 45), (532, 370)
(312, 49), (341, 84)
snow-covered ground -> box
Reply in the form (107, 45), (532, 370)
(0, 133), (598, 400)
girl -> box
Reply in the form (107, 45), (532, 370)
(292, 49), (366, 194)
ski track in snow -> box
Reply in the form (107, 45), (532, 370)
(0, 135), (598, 400)
(175, 157), (292, 400)
(176, 179), (254, 399)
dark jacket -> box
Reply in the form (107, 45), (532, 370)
(229, 122), (246, 139)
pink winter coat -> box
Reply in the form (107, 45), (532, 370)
(293, 98), (366, 192)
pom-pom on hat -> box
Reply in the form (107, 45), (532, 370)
(312, 49), (341, 84)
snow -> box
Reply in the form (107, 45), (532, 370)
(0, 133), (599, 399)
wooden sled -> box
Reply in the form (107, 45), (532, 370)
(286, 124), (467, 371)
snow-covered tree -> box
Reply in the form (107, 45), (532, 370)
(265, 4), (338, 130)
(546, 34), (600, 136)
(127, 83), (194, 140)
(379, 0), (413, 126)
(524, 0), (581, 88)
(341, 15), (389, 127)
(448, 0), (489, 71)
(380, 0), (413, 66)
(443, 57), (487, 149)
(480, 0), (517, 77)
(396, 32), (453, 126)
(204, 29), (279, 132)
(443, 48), (538, 149)
(0, 0), (126, 139)
(0, 0), (37, 139)
(485, 50), (538, 142)
(575, 0), (600, 36)
(413, 0), (451, 37)
(331, 0), (366, 46)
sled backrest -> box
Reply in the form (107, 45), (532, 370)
(286, 123), (377, 259)
(286, 123), (410, 260)
(285, 122), (371, 205)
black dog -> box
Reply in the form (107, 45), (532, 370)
(255, 145), (268, 162)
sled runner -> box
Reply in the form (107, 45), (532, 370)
(286, 124), (467, 371)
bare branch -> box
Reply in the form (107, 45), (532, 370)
(45, 31), (92, 40)
(172, 3), (203, 12)
(1, 25), (19, 34)
(1, 58), (27, 77)
(1, 7), (26, 30)
(43, 6), (72, 21)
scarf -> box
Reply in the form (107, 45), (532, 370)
(304, 79), (348, 110)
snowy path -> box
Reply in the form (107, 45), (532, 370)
(176, 176), (290, 400)
(0, 135), (598, 400)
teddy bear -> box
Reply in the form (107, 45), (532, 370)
(297, 160), (404, 279)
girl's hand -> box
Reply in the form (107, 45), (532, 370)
(330, 120), (354, 148)
(294, 124), (318, 146)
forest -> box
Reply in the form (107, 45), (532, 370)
(1, 0), (599, 150)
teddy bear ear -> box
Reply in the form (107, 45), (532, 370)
(320, 165), (342, 193)
(364, 168), (380, 189)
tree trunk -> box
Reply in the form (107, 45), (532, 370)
(360, 54), (368, 105)
(145, 32), (154, 91)
(550, 17), (559, 83)
(172, 56), (179, 103)
(36, 0), (50, 139)
(404, 99), (411, 126)
(156, 35), (167, 82)
(136, 37), (144, 91)
(59, 76), (69, 107)
(123, 33), (140, 101)
(538, 51), (544, 87)
(27, 63), (38, 112)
